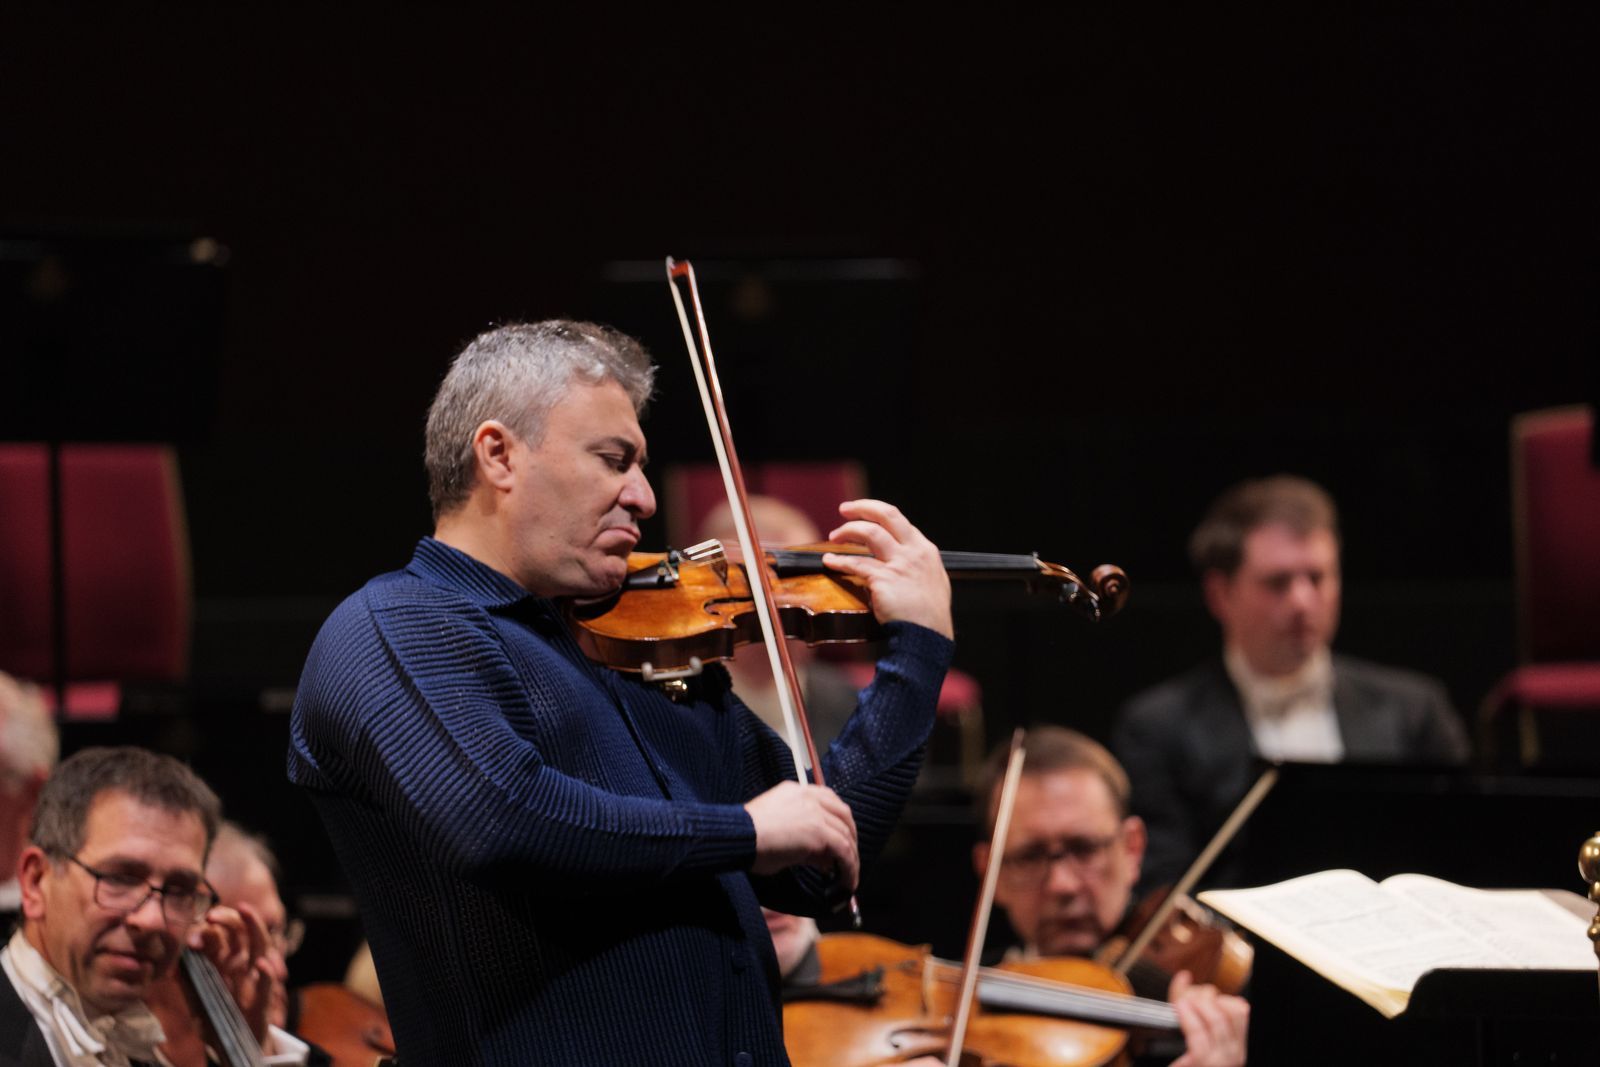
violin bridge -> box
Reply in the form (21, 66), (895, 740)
(682, 539), (730, 584)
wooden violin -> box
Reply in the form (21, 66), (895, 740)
(784, 932), (1179, 1067)
(1098, 888), (1253, 999)
(293, 983), (397, 1067)
(570, 540), (1128, 681)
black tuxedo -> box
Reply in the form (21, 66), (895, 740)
(1112, 654), (1469, 891)
(0, 970), (55, 1067)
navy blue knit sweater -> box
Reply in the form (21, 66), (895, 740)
(287, 539), (952, 1066)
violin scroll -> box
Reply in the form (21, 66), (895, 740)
(1089, 564), (1129, 618)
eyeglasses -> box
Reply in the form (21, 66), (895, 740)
(272, 918), (306, 959)
(998, 833), (1120, 889)
(58, 854), (217, 926)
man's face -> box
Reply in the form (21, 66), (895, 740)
(505, 377), (656, 597)
(762, 908), (818, 980)
(21, 790), (208, 1015)
(1205, 522), (1341, 677)
(975, 769), (1144, 958)
(208, 850), (290, 1030)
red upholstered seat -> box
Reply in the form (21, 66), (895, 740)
(0, 444), (190, 718)
(1481, 406), (1600, 766)
(0, 445), (54, 682)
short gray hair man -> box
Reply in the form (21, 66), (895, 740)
(423, 321), (655, 519)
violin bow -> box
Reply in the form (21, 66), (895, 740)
(1110, 764), (1279, 979)
(665, 257), (859, 925)
(946, 727), (1028, 1067)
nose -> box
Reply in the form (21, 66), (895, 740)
(1286, 573), (1320, 612)
(123, 889), (168, 931)
(621, 467), (656, 520)
(1044, 854), (1087, 896)
(263, 946), (289, 982)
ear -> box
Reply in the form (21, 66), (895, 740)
(1201, 568), (1233, 626)
(470, 421), (518, 493)
(971, 840), (991, 882)
(17, 846), (51, 921)
(1121, 815), (1147, 879)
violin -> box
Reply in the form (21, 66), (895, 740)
(570, 540), (1128, 682)
(784, 932), (1180, 1067)
(1098, 888), (1253, 999)
(293, 983), (397, 1067)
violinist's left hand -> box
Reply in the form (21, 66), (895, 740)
(1169, 970), (1249, 1067)
(187, 902), (274, 1043)
(823, 499), (954, 639)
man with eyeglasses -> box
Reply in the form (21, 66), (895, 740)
(0, 747), (279, 1067)
(971, 728), (1249, 1067)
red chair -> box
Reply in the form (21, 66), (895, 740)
(1480, 406), (1600, 766)
(0, 444), (191, 718)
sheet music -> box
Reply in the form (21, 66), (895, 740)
(1200, 869), (1595, 1007)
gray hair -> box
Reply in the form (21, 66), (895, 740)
(0, 672), (57, 789)
(424, 320), (656, 519)
(30, 746), (222, 858)
(208, 821), (282, 884)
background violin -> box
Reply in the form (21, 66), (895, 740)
(293, 983), (397, 1067)
(784, 932), (1179, 1067)
(571, 541), (1128, 681)
(1099, 888), (1253, 1000)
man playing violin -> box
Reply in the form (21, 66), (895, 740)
(288, 321), (955, 1066)
(972, 727), (1249, 1067)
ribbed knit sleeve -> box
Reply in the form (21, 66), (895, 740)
(289, 580), (757, 889)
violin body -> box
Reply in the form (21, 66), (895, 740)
(572, 545), (876, 676)
(784, 933), (1140, 1067)
(293, 983), (397, 1067)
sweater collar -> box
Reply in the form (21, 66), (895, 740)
(406, 537), (546, 612)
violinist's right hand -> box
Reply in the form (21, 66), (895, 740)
(745, 781), (859, 890)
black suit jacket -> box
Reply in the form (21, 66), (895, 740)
(0, 968), (56, 1067)
(1112, 654), (1470, 891)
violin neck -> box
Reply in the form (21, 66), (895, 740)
(768, 549), (1044, 581)
(179, 950), (267, 1067)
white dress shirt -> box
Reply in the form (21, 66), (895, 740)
(1225, 644), (1343, 763)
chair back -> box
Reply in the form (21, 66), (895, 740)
(1513, 406), (1600, 663)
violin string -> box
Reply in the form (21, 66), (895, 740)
(928, 964), (1182, 1031)
(183, 951), (266, 1067)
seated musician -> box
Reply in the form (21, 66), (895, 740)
(971, 727), (1249, 1067)
(0, 672), (57, 928)
(144, 823), (323, 1066)
(2, 747), (277, 1067)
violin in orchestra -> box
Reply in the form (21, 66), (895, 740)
(784, 932), (1181, 1067)
(570, 540), (1129, 682)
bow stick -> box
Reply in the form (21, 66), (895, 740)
(947, 727), (1028, 1067)
(665, 257), (860, 926)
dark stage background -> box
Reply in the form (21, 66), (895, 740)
(1, 11), (1595, 974)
